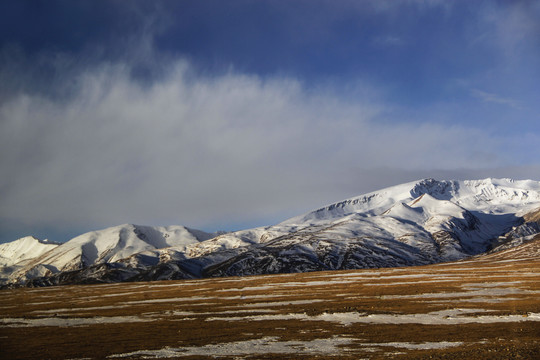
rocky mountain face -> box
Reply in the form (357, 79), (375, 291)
(2, 178), (540, 288)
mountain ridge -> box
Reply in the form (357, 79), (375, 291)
(2, 178), (540, 287)
(2, 224), (215, 285)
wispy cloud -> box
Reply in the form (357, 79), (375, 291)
(493, 2), (539, 55)
(373, 35), (405, 47)
(470, 89), (523, 110)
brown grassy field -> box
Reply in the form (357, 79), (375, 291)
(1, 238), (539, 360)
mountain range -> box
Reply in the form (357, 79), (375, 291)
(2, 178), (540, 287)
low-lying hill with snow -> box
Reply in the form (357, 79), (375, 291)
(2, 178), (540, 287)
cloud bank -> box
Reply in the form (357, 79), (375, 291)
(1, 59), (538, 239)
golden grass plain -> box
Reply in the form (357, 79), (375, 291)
(1, 238), (539, 359)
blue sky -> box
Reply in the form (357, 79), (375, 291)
(1, 0), (539, 243)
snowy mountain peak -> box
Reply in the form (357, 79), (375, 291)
(283, 178), (540, 227)
(0, 236), (60, 267)
(456, 179), (540, 214)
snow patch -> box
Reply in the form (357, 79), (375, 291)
(108, 336), (355, 358)
(360, 341), (463, 350)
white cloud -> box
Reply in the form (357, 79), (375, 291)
(0, 60), (538, 235)
(470, 89), (523, 110)
(373, 35), (405, 47)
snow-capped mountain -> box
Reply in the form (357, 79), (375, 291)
(3, 224), (214, 285)
(0, 236), (60, 267)
(0, 237), (60, 284)
(197, 178), (540, 277)
(2, 178), (540, 287)
(179, 178), (540, 275)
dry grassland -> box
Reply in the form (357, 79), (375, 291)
(1, 239), (539, 359)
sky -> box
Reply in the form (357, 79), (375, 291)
(1, 0), (539, 243)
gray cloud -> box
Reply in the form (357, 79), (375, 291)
(1, 60), (539, 239)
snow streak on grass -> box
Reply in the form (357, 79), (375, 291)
(207, 309), (540, 325)
(108, 336), (355, 358)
